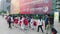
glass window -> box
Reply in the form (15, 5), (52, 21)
(6, 0), (10, 3)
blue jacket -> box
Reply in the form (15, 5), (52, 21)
(45, 16), (48, 24)
(27, 17), (31, 22)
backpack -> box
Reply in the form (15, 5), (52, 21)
(33, 21), (37, 26)
(14, 19), (18, 24)
(24, 18), (28, 26)
(8, 17), (11, 23)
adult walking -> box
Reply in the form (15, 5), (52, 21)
(37, 16), (44, 33)
(46, 19), (52, 34)
(45, 14), (49, 30)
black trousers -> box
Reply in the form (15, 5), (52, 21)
(45, 23), (48, 30)
(37, 25), (43, 32)
(29, 22), (31, 28)
(8, 22), (12, 28)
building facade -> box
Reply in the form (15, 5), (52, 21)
(55, 0), (60, 21)
(0, 0), (10, 12)
(0, 0), (3, 11)
(56, 0), (60, 12)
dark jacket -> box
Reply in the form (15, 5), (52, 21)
(8, 17), (11, 23)
(27, 17), (31, 22)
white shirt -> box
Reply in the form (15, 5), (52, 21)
(11, 17), (13, 21)
(38, 19), (43, 25)
(30, 19), (35, 28)
(30, 19), (34, 25)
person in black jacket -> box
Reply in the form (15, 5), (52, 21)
(7, 15), (12, 29)
(45, 15), (49, 30)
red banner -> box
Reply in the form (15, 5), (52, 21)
(19, 0), (52, 14)
(10, 0), (52, 14)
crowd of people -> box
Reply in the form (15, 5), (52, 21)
(5, 14), (57, 34)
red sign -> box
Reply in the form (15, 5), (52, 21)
(19, 0), (52, 14)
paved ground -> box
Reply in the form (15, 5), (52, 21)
(0, 15), (60, 34)
(54, 22), (60, 34)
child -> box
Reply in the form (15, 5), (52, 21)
(30, 18), (36, 30)
(5, 15), (9, 21)
(19, 19), (24, 30)
(19, 16), (25, 30)
(33, 21), (37, 27)
(14, 17), (18, 28)
(7, 16), (12, 29)
(23, 18), (28, 30)
(33, 21), (37, 30)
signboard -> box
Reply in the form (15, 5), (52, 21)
(10, 0), (52, 14)
(54, 12), (59, 23)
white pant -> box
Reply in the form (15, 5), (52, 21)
(21, 22), (25, 30)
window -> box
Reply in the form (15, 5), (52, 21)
(6, 0), (10, 3)
(56, 0), (60, 2)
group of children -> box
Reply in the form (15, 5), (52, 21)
(5, 15), (37, 30)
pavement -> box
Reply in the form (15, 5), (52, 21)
(0, 15), (60, 34)
(54, 22), (60, 34)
